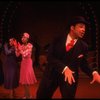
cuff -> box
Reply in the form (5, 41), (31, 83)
(92, 71), (98, 75)
(62, 66), (68, 74)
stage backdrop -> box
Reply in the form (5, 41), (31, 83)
(0, 1), (99, 68)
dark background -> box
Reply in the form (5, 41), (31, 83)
(0, 1), (100, 68)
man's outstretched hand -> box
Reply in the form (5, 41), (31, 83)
(63, 67), (75, 85)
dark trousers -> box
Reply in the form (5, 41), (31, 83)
(36, 69), (78, 99)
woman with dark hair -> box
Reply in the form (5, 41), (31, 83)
(3, 38), (19, 98)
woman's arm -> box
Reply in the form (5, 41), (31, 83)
(4, 43), (13, 55)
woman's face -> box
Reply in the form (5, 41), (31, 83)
(9, 39), (14, 46)
(21, 36), (28, 44)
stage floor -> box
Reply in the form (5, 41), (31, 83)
(0, 67), (100, 99)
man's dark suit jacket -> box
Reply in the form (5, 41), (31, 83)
(46, 33), (97, 80)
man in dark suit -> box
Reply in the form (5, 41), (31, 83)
(36, 16), (100, 98)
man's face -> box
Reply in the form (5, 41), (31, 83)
(72, 23), (86, 38)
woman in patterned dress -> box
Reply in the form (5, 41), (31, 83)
(15, 32), (37, 99)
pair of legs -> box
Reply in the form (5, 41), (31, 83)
(4, 88), (16, 99)
(9, 89), (16, 99)
(36, 72), (78, 99)
(22, 84), (32, 99)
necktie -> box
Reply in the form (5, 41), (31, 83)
(66, 39), (74, 51)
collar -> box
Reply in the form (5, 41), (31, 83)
(66, 34), (78, 45)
